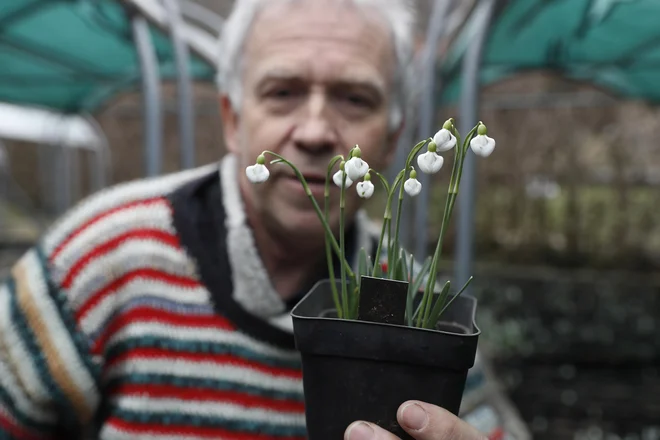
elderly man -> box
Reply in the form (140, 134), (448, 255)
(0, 0), (487, 439)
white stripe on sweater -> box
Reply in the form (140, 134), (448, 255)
(100, 423), (212, 440)
(69, 239), (198, 311)
(43, 164), (217, 255)
(20, 251), (99, 412)
(106, 359), (303, 395)
(0, 351), (57, 424)
(105, 321), (301, 363)
(0, 285), (51, 405)
(51, 201), (174, 276)
(116, 396), (305, 425)
(79, 278), (211, 339)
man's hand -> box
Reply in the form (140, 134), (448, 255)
(344, 401), (487, 440)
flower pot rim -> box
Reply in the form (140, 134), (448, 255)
(291, 279), (481, 337)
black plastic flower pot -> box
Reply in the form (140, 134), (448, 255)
(291, 278), (480, 440)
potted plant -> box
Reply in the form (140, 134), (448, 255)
(245, 118), (496, 439)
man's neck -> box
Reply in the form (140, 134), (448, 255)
(250, 220), (329, 301)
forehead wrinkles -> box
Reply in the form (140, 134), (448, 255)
(243, 1), (395, 81)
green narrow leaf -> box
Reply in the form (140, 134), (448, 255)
(423, 280), (451, 329)
(358, 248), (369, 278)
(430, 276), (474, 329)
(405, 253), (415, 326)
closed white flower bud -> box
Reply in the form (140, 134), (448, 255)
(404, 177), (422, 197)
(470, 134), (496, 157)
(417, 151), (444, 174)
(356, 174), (374, 199)
(344, 157), (369, 181)
(432, 128), (457, 152)
(333, 170), (353, 188)
(246, 163), (269, 183)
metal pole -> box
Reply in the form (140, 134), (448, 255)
(455, 0), (498, 292)
(165, 0), (196, 169)
(131, 14), (162, 177)
(84, 114), (111, 191)
(412, 0), (455, 259)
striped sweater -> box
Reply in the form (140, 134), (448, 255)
(0, 155), (376, 440)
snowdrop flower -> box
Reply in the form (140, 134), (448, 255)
(333, 167), (353, 188)
(432, 120), (457, 152)
(344, 146), (369, 181)
(404, 168), (422, 197)
(246, 154), (269, 183)
(356, 173), (375, 199)
(470, 123), (496, 157)
(417, 141), (444, 174)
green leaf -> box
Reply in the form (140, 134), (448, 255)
(432, 276), (473, 329)
(410, 257), (433, 324)
(405, 253), (414, 326)
(424, 280), (451, 329)
(358, 248), (369, 278)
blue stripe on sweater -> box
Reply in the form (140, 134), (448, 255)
(112, 408), (307, 437)
(106, 336), (302, 370)
(0, 387), (54, 433)
(106, 373), (304, 402)
(35, 246), (102, 387)
(6, 277), (78, 429)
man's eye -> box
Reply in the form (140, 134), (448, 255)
(267, 88), (296, 99)
(344, 94), (373, 108)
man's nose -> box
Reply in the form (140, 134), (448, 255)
(291, 91), (338, 154)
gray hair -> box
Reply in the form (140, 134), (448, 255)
(216, 0), (417, 130)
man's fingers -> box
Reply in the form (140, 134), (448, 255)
(397, 401), (488, 440)
(345, 421), (399, 440)
(344, 401), (488, 440)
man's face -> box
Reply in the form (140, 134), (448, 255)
(222, 1), (401, 240)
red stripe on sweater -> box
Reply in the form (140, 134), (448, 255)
(107, 416), (306, 440)
(112, 383), (305, 413)
(0, 409), (45, 440)
(93, 305), (234, 354)
(62, 229), (181, 289)
(107, 347), (303, 380)
(76, 269), (201, 321)
(50, 197), (167, 261)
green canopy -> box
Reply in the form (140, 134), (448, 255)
(441, 0), (660, 104)
(0, 0), (215, 113)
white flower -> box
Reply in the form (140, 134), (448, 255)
(333, 170), (353, 188)
(432, 128), (456, 152)
(404, 177), (422, 197)
(344, 157), (369, 181)
(417, 151), (444, 174)
(356, 180), (374, 199)
(470, 134), (496, 157)
(246, 163), (269, 183)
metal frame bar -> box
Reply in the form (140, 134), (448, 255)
(164, 0), (196, 170)
(411, 0), (456, 259)
(131, 14), (162, 177)
(455, 0), (499, 292)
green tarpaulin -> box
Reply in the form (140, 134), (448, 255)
(441, 0), (660, 104)
(0, 0), (214, 113)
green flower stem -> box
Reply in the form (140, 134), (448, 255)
(370, 170), (392, 276)
(418, 124), (480, 328)
(339, 171), (349, 318)
(384, 170), (406, 276)
(392, 139), (430, 263)
(264, 151), (355, 280)
(325, 155), (346, 318)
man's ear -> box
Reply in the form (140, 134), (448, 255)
(220, 95), (240, 154)
(383, 118), (406, 168)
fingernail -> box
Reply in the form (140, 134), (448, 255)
(345, 422), (375, 440)
(401, 403), (429, 430)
